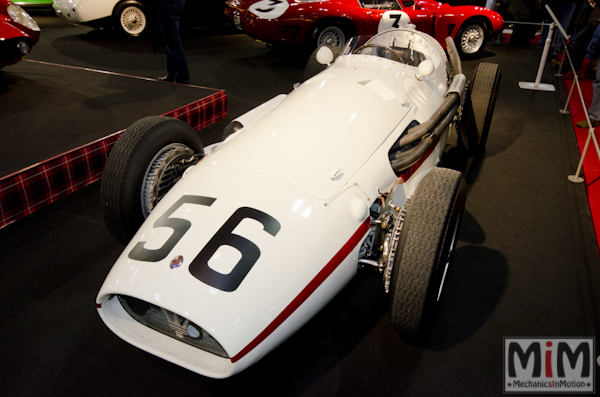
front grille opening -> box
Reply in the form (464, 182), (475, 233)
(117, 295), (229, 359)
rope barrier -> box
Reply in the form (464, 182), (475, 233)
(535, 4), (600, 183)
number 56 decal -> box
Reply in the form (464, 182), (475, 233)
(129, 195), (281, 292)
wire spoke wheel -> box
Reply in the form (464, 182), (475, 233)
(119, 5), (146, 36)
(101, 116), (204, 244)
(459, 23), (485, 55)
(140, 143), (196, 218)
(316, 25), (345, 48)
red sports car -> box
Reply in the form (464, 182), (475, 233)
(0, 0), (40, 68)
(226, 0), (503, 57)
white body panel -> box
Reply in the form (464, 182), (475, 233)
(98, 167), (371, 377)
(97, 27), (454, 378)
(52, 0), (118, 24)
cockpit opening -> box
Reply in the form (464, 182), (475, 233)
(341, 28), (444, 69)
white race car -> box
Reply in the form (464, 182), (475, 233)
(97, 26), (500, 378)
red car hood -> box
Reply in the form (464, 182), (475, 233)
(228, 0), (445, 8)
(0, 0), (40, 44)
(414, 0), (445, 8)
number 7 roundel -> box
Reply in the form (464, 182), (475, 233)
(378, 11), (411, 33)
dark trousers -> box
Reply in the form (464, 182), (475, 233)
(156, 0), (189, 84)
(563, 23), (598, 73)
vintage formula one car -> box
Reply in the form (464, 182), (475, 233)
(96, 26), (500, 378)
(225, 0), (504, 57)
(0, 0), (40, 68)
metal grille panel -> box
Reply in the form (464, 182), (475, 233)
(117, 295), (229, 359)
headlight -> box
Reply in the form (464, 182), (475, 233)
(17, 40), (30, 56)
(7, 3), (41, 32)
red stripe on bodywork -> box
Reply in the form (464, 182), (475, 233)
(231, 217), (371, 363)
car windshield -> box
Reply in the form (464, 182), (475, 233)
(342, 33), (427, 67)
(360, 0), (402, 9)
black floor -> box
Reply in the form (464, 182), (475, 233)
(1, 15), (599, 396)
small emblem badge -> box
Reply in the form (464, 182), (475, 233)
(170, 255), (183, 269)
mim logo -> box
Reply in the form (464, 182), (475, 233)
(504, 338), (595, 393)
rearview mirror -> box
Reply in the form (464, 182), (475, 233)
(416, 60), (434, 80)
(316, 46), (335, 65)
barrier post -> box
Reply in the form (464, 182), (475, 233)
(567, 71), (600, 183)
(519, 22), (556, 91)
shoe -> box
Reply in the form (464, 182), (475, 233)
(157, 75), (174, 82)
(576, 119), (600, 128)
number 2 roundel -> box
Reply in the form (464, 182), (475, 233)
(378, 11), (411, 33)
(249, 0), (289, 19)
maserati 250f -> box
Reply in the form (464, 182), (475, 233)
(96, 26), (500, 378)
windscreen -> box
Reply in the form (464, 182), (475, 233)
(342, 32), (427, 67)
(360, 0), (402, 9)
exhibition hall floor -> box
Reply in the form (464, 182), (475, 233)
(1, 15), (599, 396)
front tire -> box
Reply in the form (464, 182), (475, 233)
(115, 2), (147, 37)
(101, 116), (204, 244)
(388, 168), (467, 337)
(455, 20), (486, 58)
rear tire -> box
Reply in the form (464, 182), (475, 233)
(458, 62), (501, 158)
(101, 116), (204, 244)
(312, 22), (347, 49)
(388, 168), (467, 336)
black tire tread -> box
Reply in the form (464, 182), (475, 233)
(389, 167), (466, 336)
(458, 62), (501, 157)
(101, 116), (202, 244)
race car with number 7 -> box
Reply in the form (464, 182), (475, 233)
(226, 0), (504, 57)
(96, 25), (501, 378)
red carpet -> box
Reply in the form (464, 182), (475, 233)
(563, 74), (600, 245)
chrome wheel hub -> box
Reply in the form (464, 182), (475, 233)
(141, 144), (196, 217)
(461, 25), (484, 54)
(121, 7), (146, 35)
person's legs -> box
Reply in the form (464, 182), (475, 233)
(156, 0), (189, 83)
(577, 63), (600, 127)
(553, 2), (577, 48)
(587, 65), (600, 120)
(563, 23), (596, 73)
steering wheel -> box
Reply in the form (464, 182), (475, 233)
(354, 44), (402, 63)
